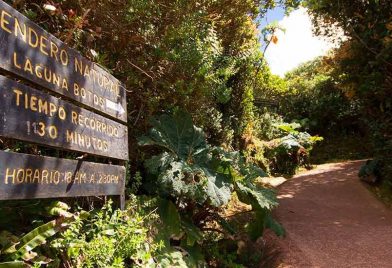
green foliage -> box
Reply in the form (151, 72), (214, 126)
(138, 112), (207, 162)
(235, 182), (277, 212)
(51, 199), (156, 267)
(254, 109), (285, 141)
(0, 202), (76, 267)
(0, 1), (316, 267)
(0, 199), (157, 268)
(138, 112), (274, 209)
(277, 123), (323, 150)
(303, 0), (392, 183)
(0, 261), (26, 268)
(263, 122), (323, 175)
(310, 135), (373, 164)
(281, 57), (363, 136)
(235, 181), (283, 240)
(255, 55), (372, 169)
(139, 111), (232, 207)
(276, 122), (301, 134)
(8, 221), (58, 262)
(245, 107), (323, 176)
(359, 160), (381, 184)
(128, 171), (143, 195)
(139, 112), (283, 264)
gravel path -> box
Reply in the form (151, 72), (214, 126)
(272, 161), (392, 268)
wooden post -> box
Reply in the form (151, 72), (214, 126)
(118, 160), (127, 210)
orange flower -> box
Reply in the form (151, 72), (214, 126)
(271, 35), (279, 44)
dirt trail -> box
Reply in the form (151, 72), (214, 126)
(272, 160), (392, 268)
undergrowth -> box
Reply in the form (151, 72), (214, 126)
(310, 135), (373, 165)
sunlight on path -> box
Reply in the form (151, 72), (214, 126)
(271, 161), (392, 268)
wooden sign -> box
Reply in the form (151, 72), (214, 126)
(0, 75), (129, 160)
(0, 1), (127, 122)
(0, 151), (125, 200)
(0, 1), (129, 204)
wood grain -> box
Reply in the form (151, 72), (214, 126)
(0, 1), (127, 122)
(0, 75), (129, 160)
(0, 151), (125, 200)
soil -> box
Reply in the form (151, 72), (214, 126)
(269, 160), (392, 268)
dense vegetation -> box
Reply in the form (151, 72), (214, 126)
(0, 0), (390, 267)
(300, 0), (391, 186)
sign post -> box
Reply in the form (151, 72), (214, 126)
(0, 1), (127, 122)
(0, 151), (126, 200)
(0, 0), (128, 203)
(0, 76), (128, 160)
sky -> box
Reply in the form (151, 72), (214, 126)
(259, 6), (285, 29)
(260, 7), (338, 77)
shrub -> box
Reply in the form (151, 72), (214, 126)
(51, 199), (157, 267)
(0, 199), (158, 268)
(138, 111), (284, 265)
(260, 123), (323, 175)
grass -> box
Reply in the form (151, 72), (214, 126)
(310, 135), (373, 165)
(365, 180), (392, 208)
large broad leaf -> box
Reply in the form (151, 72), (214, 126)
(139, 112), (234, 207)
(158, 161), (205, 203)
(238, 159), (268, 181)
(6, 220), (60, 261)
(279, 134), (301, 150)
(276, 123), (301, 134)
(202, 170), (232, 207)
(157, 199), (182, 240)
(247, 212), (285, 240)
(181, 218), (203, 246)
(235, 182), (283, 239)
(158, 161), (232, 207)
(46, 201), (72, 218)
(235, 182), (278, 211)
(265, 214), (285, 237)
(247, 210), (267, 241)
(138, 112), (207, 161)
(213, 147), (268, 180)
(155, 250), (188, 268)
(144, 152), (176, 175)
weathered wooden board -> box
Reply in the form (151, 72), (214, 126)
(0, 1), (127, 122)
(0, 75), (129, 160)
(0, 150), (125, 200)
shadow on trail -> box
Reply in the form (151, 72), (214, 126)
(271, 160), (392, 268)
(277, 161), (363, 202)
